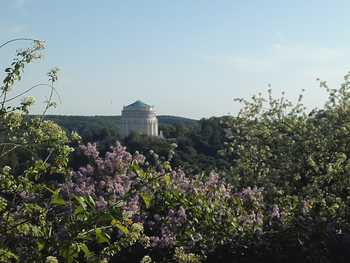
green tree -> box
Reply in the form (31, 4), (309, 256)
(221, 81), (350, 262)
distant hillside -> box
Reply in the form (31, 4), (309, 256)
(157, 115), (198, 126)
(39, 115), (229, 173)
(41, 115), (198, 135)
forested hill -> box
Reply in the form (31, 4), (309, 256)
(39, 115), (198, 135)
(39, 114), (229, 173)
(158, 115), (198, 125)
(35, 115), (230, 173)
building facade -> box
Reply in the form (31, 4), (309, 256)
(119, 100), (158, 138)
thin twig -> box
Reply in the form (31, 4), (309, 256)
(4, 83), (61, 104)
(40, 80), (55, 120)
(0, 142), (37, 159)
(0, 145), (19, 159)
(0, 38), (37, 49)
(43, 149), (54, 164)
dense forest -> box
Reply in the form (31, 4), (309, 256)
(42, 115), (230, 173)
(3, 40), (350, 263)
(41, 115), (198, 139)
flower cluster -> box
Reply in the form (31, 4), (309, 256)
(62, 141), (268, 256)
(63, 142), (144, 217)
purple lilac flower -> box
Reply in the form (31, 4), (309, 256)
(177, 207), (187, 224)
(62, 142), (147, 215)
(79, 143), (99, 159)
(96, 196), (108, 212)
(123, 195), (140, 216)
(164, 207), (187, 227)
(206, 172), (219, 188)
(271, 204), (280, 219)
(150, 226), (176, 248)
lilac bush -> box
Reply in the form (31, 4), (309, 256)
(63, 141), (268, 261)
(63, 142), (145, 214)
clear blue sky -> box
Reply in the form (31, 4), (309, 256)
(1, 0), (350, 119)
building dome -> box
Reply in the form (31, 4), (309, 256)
(125, 100), (151, 109)
(119, 100), (158, 138)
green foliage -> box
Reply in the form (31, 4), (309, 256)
(4, 38), (350, 263)
(0, 40), (147, 262)
(122, 118), (230, 174)
(172, 117), (230, 173)
(219, 78), (350, 262)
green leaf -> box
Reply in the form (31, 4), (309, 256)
(74, 206), (85, 217)
(86, 195), (96, 208)
(36, 241), (45, 251)
(45, 186), (55, 194)
(164, 175), (171, 186)
(74, 196), (87, 210)
(50, 189), (66, 206)
(111, 219), (129, 234)
(95, 228), (109, 244)
(79, 243), (93, 258)
(0, 248), (18, 262)
(140, 192), (152, 209)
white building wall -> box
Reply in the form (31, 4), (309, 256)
(120, 105), (159, 138)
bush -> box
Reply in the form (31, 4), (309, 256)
(3, 38), (350, 262)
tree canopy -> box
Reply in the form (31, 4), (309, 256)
(2, 39), (350, 263)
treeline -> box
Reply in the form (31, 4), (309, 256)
(5, 39), (350, 263)
(42, 115), (231, 173)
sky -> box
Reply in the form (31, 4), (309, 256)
(1, 0), (350, 119)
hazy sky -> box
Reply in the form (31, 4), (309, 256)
(1, 0), (350, 119)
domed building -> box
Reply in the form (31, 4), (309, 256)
(119, 100), (159, 138)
